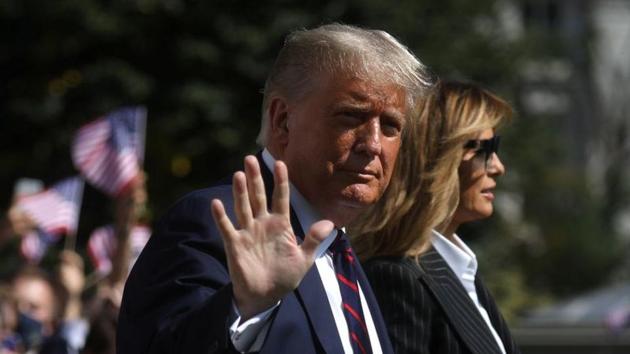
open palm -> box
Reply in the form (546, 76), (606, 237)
(211, 155), (333, 320)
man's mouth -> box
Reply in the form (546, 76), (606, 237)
(342, 169), (378, 181)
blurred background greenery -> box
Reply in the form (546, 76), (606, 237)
(1, 0), (629, 340)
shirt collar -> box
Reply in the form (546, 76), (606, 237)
(431, 229), (478, 282)
(261, 149), (337, 258)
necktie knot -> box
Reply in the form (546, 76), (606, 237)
(329, 229), (350, 254)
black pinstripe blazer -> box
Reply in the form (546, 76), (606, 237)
(363, 247), (520, 354)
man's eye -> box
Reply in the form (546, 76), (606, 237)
(381, 120), (402, 137)
(341, 111), (361, 118)
(338, 111), (363, 123)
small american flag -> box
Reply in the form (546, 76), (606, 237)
(16, 176), (84, 236)
(20, 229), (60, 263)
(87, 224), (151, 275)
(72, 106), (147, 197)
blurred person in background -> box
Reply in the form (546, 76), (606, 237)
(55, 251), (88, 354)
(118, 23), (432, 354)
(0, 207), (35, 279)
(0, 178), (42, 251)
(0, 178), (44, 258)
(93, 172), (149, 307)
(11, 266), (67, 353)
(11, 251), (88, 354)
(352, 81), (520, 354)
(1, 286), (23, 354)
(81, 173), (149, 354)
(80, 299), (116, 354)
(0, 208), (34, 249)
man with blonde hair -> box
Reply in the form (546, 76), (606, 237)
(118, 23), (432, 354)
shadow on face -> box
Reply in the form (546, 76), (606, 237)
(454, 129), (506, 226)
(270, 73), (408, 226)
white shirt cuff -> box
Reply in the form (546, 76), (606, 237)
(229, 300), (279, 353)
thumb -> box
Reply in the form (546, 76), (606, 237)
(301, 220), (335, 260)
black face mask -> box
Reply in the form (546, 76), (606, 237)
(16, 311), (44, 350)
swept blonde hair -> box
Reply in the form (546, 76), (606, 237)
(350, 80), (513, 260)
(257, 23), (432, 146)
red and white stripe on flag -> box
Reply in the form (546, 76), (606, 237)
(20, 229), (61, 264)
(16, 177), (84, 236)
(72, 106), (146, 197)
(87, 224), (151, 275)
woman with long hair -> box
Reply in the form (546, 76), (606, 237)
(351, 80), (520, 354)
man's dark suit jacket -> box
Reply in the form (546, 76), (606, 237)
(363, 247), (520, 354)
(117, 153), (394, 354)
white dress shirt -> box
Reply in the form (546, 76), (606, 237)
(229, 149), (382, 353)
(431, 230), (506, 354)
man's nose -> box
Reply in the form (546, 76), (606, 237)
(356, 119), (382, 155)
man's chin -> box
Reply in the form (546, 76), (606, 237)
(340, 184), (381, 206)
(328, 196), (378, 226)
(314, 184), (382, 225)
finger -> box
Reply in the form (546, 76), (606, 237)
(272, 161), (290, 219)
(232, 171), (253, 228)
(211, 199), (242, 292)
(211, 199), (238, 245)
(244, 155), (268, 217)
(301, 220), (335, 260)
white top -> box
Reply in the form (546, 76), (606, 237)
(229, 149), (382, 353)
(431, 230), (507, 354)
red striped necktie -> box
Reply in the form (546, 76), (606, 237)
(329, 229), (373, 354)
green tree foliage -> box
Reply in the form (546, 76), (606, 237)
(1, 0), (624, 320)
(0, 0), (524, 243)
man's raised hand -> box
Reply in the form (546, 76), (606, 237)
(211, 155), (334, 320)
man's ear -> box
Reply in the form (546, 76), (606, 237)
(268, 96), (290, 145)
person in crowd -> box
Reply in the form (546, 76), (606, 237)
(0, 204), (38, 287)
(0, 285), (23, 354)
(0, 179), (43, 248)
(11, 250), (90, 354)
(0, 207), (33, 250)
(11, 266), (67, 353)
(82, 173), (149, 354)
(118, 23), (433, 353)
(54, 251), (88, 354)
(352, 80), (520, 354)
(81, 299), (117, 354)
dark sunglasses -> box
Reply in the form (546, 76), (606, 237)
(464, 135), (501, 168)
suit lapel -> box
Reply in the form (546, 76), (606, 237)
(295, 267), (345, 353)
(257, 152), (345, 353)
(475, 276), (517, 353)
(418, 247), (503, 354)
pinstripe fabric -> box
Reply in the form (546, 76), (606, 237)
(363, 248), (520, 354)
(474, 276), (520, 354)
